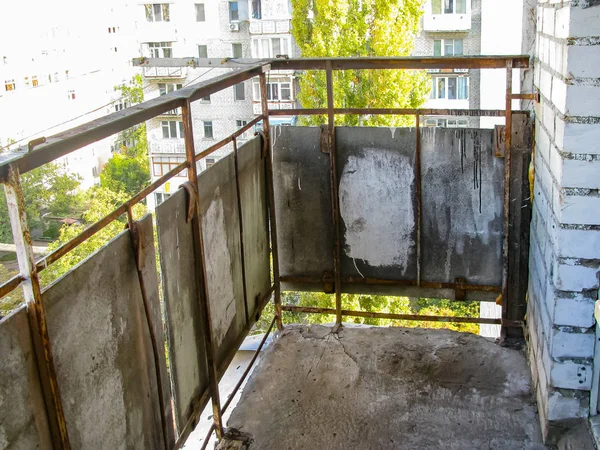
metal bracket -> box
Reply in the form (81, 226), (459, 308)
(322, 271), (335, 293)
(319, 125), (329, 154)
(454, 277), (466, 301)
(494, 125), (506, 158)
(178, 181), (198, 223)
(255, 130), (268, 158)
(28, 137), (46, 152)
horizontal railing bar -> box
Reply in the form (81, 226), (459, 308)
(0, 273), (24, 299)
(281, 305), (523, 326)
(269, 108), (530, 117)
(280, 275), (501, 294)
(194, 115), (264, 162)
(35, 160), (189, 273)
(0, 64), (270, 181)
(137, 55), (530, 71)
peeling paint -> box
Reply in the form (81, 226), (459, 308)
(339, 148), (415, 272)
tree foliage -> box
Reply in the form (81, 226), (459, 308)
(0, 163), (81, 243)
(39, 187), (146, 287)
(101, 75), (150, 197)
(0, 264), (24, 317)
(291, 0), (430, 126)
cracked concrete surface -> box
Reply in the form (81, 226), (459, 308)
(225, 325), (548, 449)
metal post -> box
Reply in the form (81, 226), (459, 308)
(233, 137), (250, 324)
(259, 73), (283, 330)
(415, 113), (422, 287)
(501, 61), (513, 338)
(125, 205), (170, 450)
(181, 99), (224, 439)
(3, 166), (71, 450)
(326, 64), (343, 326)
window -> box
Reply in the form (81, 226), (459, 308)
(203, 121), (213, 139)
(205, 158), (216, 168)
(148, 42), (172, 58)
(234, 82), (245, 100)
(425, 118), (469, 128)
(152, 157), (186, 177)
(145, 4), (170, 22)
(5, 79), (15, 91)
(430, 76), (468, 100)
(24, 76), (30, 87)
(252, 37), (289, 58)
(161, 120), (184, 138)
(433, 39), (463, 56)
(236, 120), (250, 138)
(251, 0), (261, 18)
(195, 3), (205, 21)
(155, 192), (172, 205)
(198, 45), (208, 58)
(253, 79), (293, 101)
(158, 83), (182, 95)
(229, 1), (239, 21)
(201, 95), (211, 102)
(232, 43), (243, 58)
(114, 101), (129, 112)
(432, 0), (467, 14)
(32, 76), (38, 87)
(67, 90), (76, 100)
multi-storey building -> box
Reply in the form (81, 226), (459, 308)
(0, 1), (138, 189)
(413, 0), (482, 128)
(137, 0), (297, 210)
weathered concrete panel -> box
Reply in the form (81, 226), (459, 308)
(157, 189), (209, 428)
(420, 127), (503, 286)
(43, 215), (173, 449)
(238, 137), (271, 315)
(273, 126), (504, 299)
(0, 307), (53, 450)
(336, 127), (418, 281)
(273, 126), (334, 291)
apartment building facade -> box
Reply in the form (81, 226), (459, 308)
(0, 0), (138, 189)
(137, 0), (296, 210)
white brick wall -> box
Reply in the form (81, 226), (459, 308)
(526, 0), (600, 437)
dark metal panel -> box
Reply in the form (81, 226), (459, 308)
(0, 307), (53, 450)
(42, 216), (168, 449)
(273, 126), (334, 291)
(237, 137), (271, 317)
(336, 127), (419, 281)
(420, 127), (504, 286)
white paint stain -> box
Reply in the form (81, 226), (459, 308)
(339, 148), (415, 271)
(297, 177), (301, 191)
(203, 188), (237, 348)
(389, 127), (397, 140)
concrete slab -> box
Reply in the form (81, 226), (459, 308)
(226, 325), (548, 450)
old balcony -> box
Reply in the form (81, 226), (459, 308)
(0, 56), (560, 450)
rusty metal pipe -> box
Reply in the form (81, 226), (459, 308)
(415, 114), (422, 287)
(268, 108), (530, 117)
(233, 137), (250, 324)
(0, 273), (24, 299)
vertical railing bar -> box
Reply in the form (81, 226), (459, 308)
(125, 205), (170, 450)
(501, 60), (513, 338)
(233, 137), (250, 325)
(326, 64), (343, 326)
(181, 99), (224, 440)
(259, 73), (283, 330)
(415, 113), (422, 287)
(3, 166), (71, 450)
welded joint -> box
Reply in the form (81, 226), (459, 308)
(178, 181), (198, 223)
(454, 277), (466, 301)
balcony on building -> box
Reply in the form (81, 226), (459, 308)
(1, 55), (572, 450)
(423, 0), (471, 32)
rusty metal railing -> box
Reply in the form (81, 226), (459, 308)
(0, 56), (535, 449)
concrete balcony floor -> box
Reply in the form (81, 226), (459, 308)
(222, 325), (548, 450)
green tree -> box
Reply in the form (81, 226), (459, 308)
(101, 75), (150, 196)
(39, 186), (146, 287)
(291, 0), (430, 126)
(0, 163), (81, 243)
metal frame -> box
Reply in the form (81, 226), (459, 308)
(0, 55), (533, 449)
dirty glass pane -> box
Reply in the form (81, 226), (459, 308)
(456, 0), (467, 14)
